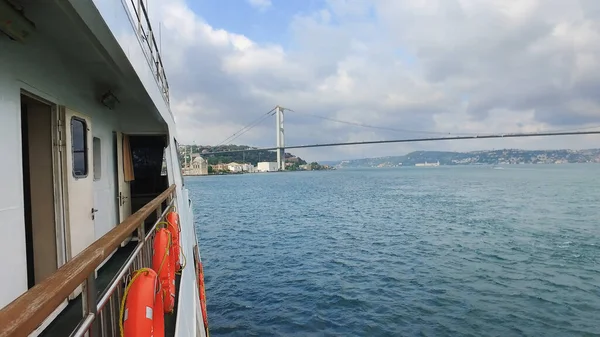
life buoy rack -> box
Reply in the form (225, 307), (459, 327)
(152, 228), (176, 313)
(120, 268), (163, 337)
(166, 211), (181, 271)
(197, 261), (209, 333)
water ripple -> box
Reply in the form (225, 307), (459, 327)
(189, 165), (600, 337)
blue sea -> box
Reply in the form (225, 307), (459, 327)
(188, 165), (600, 336)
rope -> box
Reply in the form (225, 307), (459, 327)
(165, 212), (181, 233)
(155, 221), (170, 230)
(156, 219), (185, 274)
(155, 225), (172, 277)
(176, 250), (187, 275)
(119, 267), (155, 337)
(166, 221), (178, 237)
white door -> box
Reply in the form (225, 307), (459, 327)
(62, 107), (95, 297)
(115, 132), (133, 246)
(115, 132), (132, 222)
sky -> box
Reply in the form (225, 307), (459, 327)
(145, 0), (600, 161)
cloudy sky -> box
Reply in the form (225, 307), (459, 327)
(146, 0), (600, 161)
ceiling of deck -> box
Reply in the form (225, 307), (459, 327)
(5, 0), (167, 130)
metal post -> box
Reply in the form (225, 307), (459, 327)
(137, 0), (142, 35)
(184, 145), (188, 170)
(137, 222), (146, 266)
(276, 105), (281, 170)
(280, 109), (285, 170)
(83, 273), (99, 336)
(156, 203), (163, 221)
(275, 106), (285, 171)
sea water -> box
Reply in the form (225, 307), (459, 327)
(188, 164), (600, 336)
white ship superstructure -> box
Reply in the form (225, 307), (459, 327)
(0, 0), (207, 336)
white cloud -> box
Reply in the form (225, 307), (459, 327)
(247, 0), (272, 11)
(139, 0), (600, 161)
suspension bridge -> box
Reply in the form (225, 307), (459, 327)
(200, 105), (600, 170)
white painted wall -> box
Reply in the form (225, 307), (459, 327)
(0, 20), (163, 308)
(80, 0), (177, 136)
(165, 139), (207, 336)
(257, 162), (279, 172)
(92, 129), (118, 241)
(0, 55), (28, 310)
(0, 1), (204, 334)
(81, 1), (208, 332)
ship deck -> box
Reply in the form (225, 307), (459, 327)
(39, 220), (181, 337)
(0, 0), (202, 334)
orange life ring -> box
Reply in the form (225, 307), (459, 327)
(122, 268), (160, 337)
(152, 228), (176, 313)
(166, 212), (181, 271)
(197, 261), (209, 330)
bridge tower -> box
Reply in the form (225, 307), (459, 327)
(275, 105), (285, 170)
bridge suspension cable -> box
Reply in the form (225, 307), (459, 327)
(288, 110), (479, 136)
(204, 129), (600, 155)
(208, 106), (600, 155)
(288, 110), (600, 137)
(215, 107), (277, 146)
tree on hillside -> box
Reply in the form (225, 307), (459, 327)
(182, 144), (307, 166)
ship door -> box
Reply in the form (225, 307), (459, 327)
(115, 131), (132, 222)
(114, 131), (133, 245)
(61, 107), (95, 298)
(20, 92), (70, 336)
(20, 94), (60, 287)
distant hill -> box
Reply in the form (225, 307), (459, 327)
(331, 149), (600, 168)
(179, 144), (307, 166)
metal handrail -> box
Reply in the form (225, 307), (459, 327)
(65, 197), (176, 337)
(96, 197), (174, 311)
(0, 185), (176, 337)
(123, 0), (171, 105)
(70, 314), (95, 337)
(137, 0), (170, 87)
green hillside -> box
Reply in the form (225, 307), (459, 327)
(334, 149), (600, 167)
(178, 145), (307, 166)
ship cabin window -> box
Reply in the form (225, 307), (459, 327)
(71, 117), (88, 177)
(93, 136), (101, 180)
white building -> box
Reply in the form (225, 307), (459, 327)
(241, 163), (255, 172)
(415, 161), (440, 167)
(225, 162), (255, 173)
(257, 162), (278, 172)
(227, 162), (243, 172)
(188, 156), (208, 175)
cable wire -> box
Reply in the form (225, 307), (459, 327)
(289, 110), (600, 136)
(289, 110), (479, 136)
(215, 107), (276, 146)
(216, 108), (275, 146)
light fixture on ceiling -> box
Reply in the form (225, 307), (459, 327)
(101, 91), (120, 110)
(0, 0), (35, 42)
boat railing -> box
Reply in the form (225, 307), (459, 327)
(123, 0), (171, 107)
(0, 184), (177, 337)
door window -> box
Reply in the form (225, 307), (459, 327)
(71, 117), (88, 177)
(93, 137), (101, 180)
